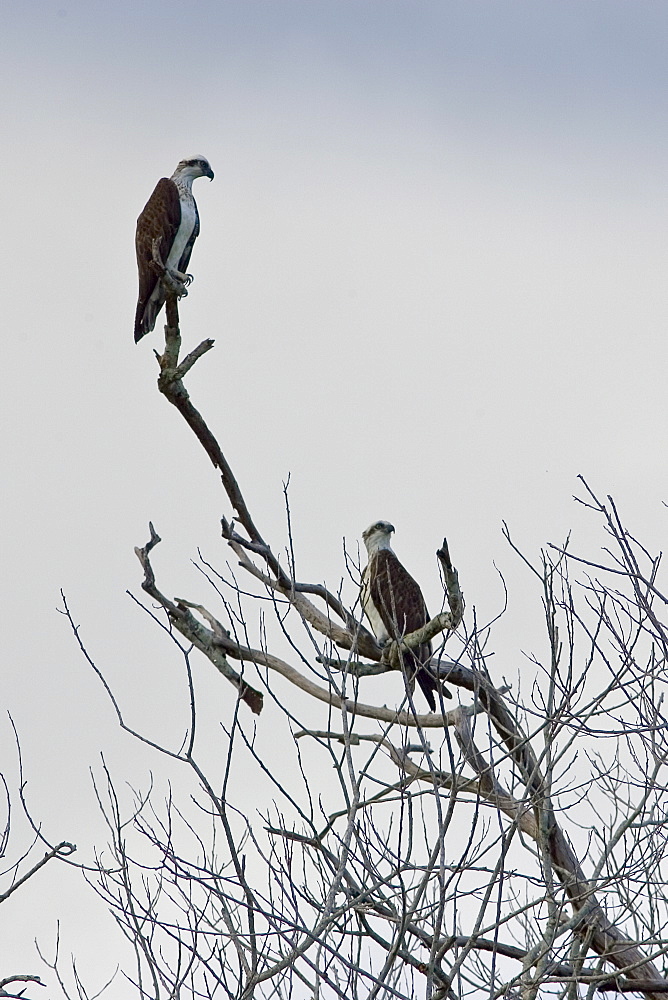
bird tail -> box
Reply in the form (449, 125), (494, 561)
(408, 645), (452, 711)
(134, 294), (163, 342)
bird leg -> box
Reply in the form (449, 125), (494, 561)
(151, 238), (192, 298)
(379, 638), (403, 671)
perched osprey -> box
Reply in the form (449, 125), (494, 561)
(361, 520), (451, 711)
(134, 155), (214, 342)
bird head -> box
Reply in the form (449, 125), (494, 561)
(173, 155), (215, 182)
(362, 520), (395, 554)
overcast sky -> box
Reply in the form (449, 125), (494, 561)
(2, 0), (668, 991)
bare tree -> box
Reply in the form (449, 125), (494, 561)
(68, 297), (668, 999)
(0, 720), (76, 999)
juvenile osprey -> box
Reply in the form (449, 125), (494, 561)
(361, 520), (451, 711)
(134, 155), (214, 342)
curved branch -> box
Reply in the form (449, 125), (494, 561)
(212, 629), (460, 728)
(135, 525), (263, 715)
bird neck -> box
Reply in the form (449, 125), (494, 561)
(365, 536), (394, 557)
(171, 170), (195, 197)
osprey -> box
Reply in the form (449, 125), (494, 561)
(361, 520), (451, 711)
(134, 155), (214, 342)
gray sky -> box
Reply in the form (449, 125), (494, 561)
(2, 0), (667, 990)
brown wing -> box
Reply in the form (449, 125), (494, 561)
(371, 550), (450, 710)
(371, 550), (430, 641)
(134, 178), (181, 342)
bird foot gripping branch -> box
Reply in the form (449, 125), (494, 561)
(150, 243), (191, 300)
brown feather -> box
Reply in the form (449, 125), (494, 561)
(134, 178), (182, 342)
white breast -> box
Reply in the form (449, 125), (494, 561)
(167, 192), (197, 269)
(361, 567), (390, 644)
